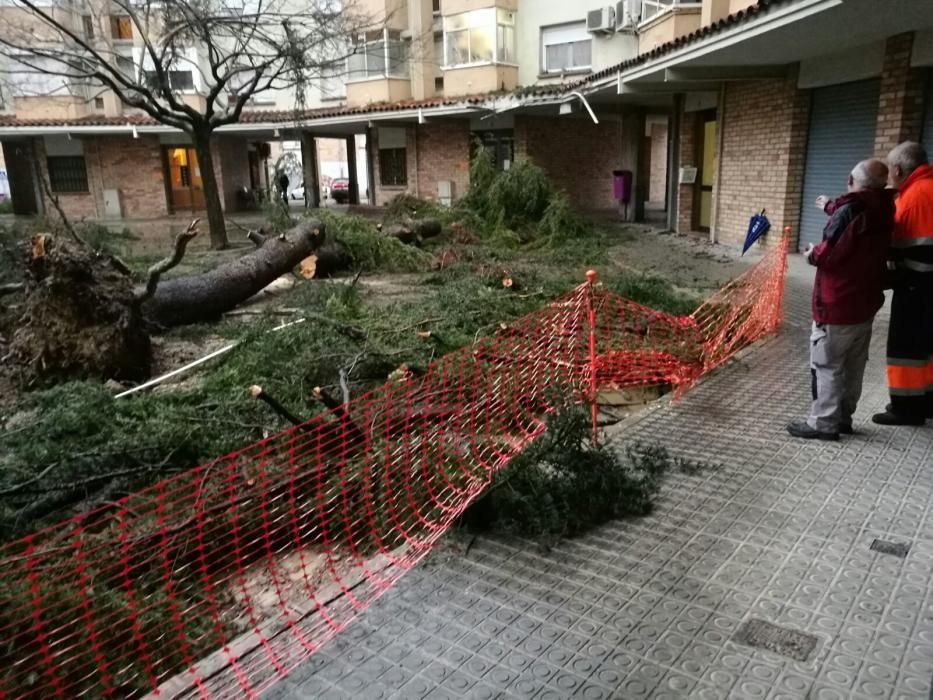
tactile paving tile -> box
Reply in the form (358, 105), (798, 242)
(275, 255), (933, 699)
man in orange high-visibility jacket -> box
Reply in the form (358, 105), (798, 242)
(873, 142), (933, 426)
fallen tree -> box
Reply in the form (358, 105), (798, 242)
(142, 220), (325, 327)
(5, 219), (326, 384)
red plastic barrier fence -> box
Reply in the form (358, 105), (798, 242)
(0, 231), (788, 699)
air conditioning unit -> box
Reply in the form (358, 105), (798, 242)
(616, 0), (643, 30)
(587, 6), (616, 34)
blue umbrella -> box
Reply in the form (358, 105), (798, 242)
(742, 210), (771, 255)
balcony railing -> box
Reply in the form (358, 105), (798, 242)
(640, 0), (702, 24)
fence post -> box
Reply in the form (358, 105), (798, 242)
(584, 270), (599, 445)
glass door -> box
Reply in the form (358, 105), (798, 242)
(697, 114), (717, 232)
(165, 147), (205, 211)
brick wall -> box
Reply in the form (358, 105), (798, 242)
(874, 32), (925, 158)
(648, 122), (669, 206)
(372, 121), (471, 206)
(714, 78), (810, 248)
(514, 115), (624, 210)
(415, 121), (471, 203)
(94, 136), (168, 218)
(35, 137), (101, 221)
(36, 135), (170, 221)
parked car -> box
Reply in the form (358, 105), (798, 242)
(289, 184), (305, 201)
(331, 178), (350, 204)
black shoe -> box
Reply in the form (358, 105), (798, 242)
(786, 420), (839, 441)
(884, 403), (933, 420)
(872, 411), (925, 426)
(839, 424), (854, 435)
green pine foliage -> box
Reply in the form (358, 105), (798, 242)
(463, 407), (685, 538)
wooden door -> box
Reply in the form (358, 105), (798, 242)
(165, 147), (205, 211)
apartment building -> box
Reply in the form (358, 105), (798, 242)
(2, 0), (933, 257)
(0, 0), (335, 219)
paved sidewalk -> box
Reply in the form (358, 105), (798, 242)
(273, 256), (933, 700)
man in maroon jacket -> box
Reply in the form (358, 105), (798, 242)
(787, 159), (895, 440)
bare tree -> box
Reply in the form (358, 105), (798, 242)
(0, 0), (372, 248)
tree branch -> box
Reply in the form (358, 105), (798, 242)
(39, 176), (86, 248)
(135, 218), (199, 303)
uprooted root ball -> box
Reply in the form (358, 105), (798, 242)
(9, 235), (151, 385)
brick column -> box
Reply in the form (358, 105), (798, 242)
(713, 78), (809, 249)
(676, 109), (697, 234)
(874, 32), (925, 157)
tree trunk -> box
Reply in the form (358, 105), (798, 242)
(382, 219), (442, 245)
(192, 130), (229, 250)
(141, 219), (325, 327)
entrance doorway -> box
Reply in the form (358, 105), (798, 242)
(696, 110), (717, 232)
(164, 146), (204, 211)
(644, 115), (669, 225)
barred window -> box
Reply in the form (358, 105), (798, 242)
(379, 148), (407, 187)
(47, 156), (89, 193)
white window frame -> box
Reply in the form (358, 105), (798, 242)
(132, 46), (203, 94)
(640, 0), (702, 26)
(442, 8), (516, 70)
(540, 22), (592, 75)
(346, 28), (409, 83)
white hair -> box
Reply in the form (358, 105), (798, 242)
(850, 159), (888, 190)
(888, 142), (928, 177)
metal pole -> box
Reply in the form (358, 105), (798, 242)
(585, 269), (599, 445)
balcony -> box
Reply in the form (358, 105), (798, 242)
(443, 64), (517, 97)
(346, 78), (412, 106)
(357, 0), (408, 31)
(345, 32), (412, 106)
(701, 0), (758, 27)
(638, 1), (702, 55)
(440, 5), (517, 96)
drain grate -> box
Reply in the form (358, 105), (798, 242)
(870, 539), (910, 558)
(733, 618), (818, 662)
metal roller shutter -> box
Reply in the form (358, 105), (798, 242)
(922, 74), (933, 145)
(798, 79), (881, 250)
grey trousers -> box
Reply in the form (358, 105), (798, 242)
(807, 320), (874, 432)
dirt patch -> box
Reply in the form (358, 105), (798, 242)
(606, 226), (752, 293)
(150, 334), (229, 379)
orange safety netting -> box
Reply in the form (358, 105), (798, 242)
(0, 231), (788, 699)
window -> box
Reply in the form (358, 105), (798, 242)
(8, 55), (71, 96)
(94, 96), (104, 109)
(378, 128), (407, 186)
(320, 61), (346, 100)
(434, 76), (444, 91)
(110, 15), (132, 40)
(541, 23), (591, 74)
(432, 0), (440, 14)
(83, 15), (95, 39)
(116, 56), (135, 80)
(144, 69), (195, 91)
(640, 0), (702, 23)
(472, 130), (513, 171)
(444, 8), (515, 67)
(348, 29), (408, 80)
(47, 156), (89, 193)
(380, 148), (407, 186)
